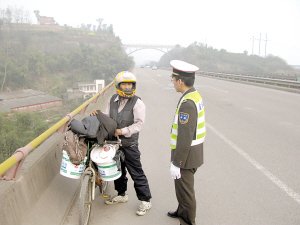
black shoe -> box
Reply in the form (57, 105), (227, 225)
(167, 210), (179, 218)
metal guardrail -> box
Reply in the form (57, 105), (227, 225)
(197, 71), (300, 91)
(0, 82), (113, 179)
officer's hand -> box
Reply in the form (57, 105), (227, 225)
(170, 163), (181, 179)
(90, 110), (98, 116)
(114, 129), (122, 137)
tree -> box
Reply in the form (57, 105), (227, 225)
(0, 112), (49, 163)
(0, 23), (12, 92)
(96, 18), (103, 31)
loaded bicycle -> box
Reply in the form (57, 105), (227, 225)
(78, 138), (122, 225)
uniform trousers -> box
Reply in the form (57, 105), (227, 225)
(114, 144), (152, 201)
(175, 168), (197, 225)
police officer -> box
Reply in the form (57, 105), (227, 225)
(167, 60), (206, 225)
(103, 71), (152, 216)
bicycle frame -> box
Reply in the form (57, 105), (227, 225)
(78, 138), (122, 225)
(82, 160), (96, 201)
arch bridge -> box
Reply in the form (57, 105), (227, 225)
(123, 44), (176, 55)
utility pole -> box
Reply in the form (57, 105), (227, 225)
(263, 33), (269, 57)
(258, 33), (262, 56)
(251, 33), (269, 57)
(251, 36), (255, 55)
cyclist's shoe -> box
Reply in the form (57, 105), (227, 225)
(136, 201), (152, 216)
(105, 194), (128, 205)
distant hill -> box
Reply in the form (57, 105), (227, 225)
(159, 43), (299, 80)
(0, 23), (134, 96)
(291, 65), (300, 70)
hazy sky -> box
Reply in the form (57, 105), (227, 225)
(1, 0), (300, 65)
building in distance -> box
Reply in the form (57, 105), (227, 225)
(66, 79), (105, 100)
(0, 89), (62, 113)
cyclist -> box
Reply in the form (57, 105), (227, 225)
(92, 71), (152, 216)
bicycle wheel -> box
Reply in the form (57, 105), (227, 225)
(79, 174), (92, 225)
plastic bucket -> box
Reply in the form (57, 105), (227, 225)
(60, 150), (86, 179)
(97, 160), (121, 181)
(90, 145), (121, 181)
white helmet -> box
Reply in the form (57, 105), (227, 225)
(114, 71), (136, 98)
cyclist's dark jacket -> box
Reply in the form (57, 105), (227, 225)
(95, 111), (117, 145)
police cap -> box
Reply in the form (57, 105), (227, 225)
(170, 60), (199, 78)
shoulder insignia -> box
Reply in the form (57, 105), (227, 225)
(179, 112), (189, 124)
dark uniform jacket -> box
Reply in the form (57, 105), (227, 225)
(171, 87), (204, 169)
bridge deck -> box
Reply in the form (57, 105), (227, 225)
(1, 68), (300, 225)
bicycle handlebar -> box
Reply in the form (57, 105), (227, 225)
(104, 140), (122, 145)
(104, 135), (121, 146)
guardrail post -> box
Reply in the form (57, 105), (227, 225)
(0, 146), (31, 180)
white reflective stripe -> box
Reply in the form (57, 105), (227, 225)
(171, 129), (178, 135)
(191, 137), (205, 146)
(173, 114), (178, 123)
(170, 139), (176, 145)
(197, 115), (205, 123)
(196, 127), (206, 135)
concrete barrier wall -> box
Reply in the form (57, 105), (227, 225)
(0, 85), (115, 225)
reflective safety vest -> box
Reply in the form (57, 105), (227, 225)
(170, 91), (206, 150)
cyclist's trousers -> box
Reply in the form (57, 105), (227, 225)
(114, 144), (152, 201)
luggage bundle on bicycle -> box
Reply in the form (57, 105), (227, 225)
(60, 130), (87, 179)
(59, 111), (121, 181)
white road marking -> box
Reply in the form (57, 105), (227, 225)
(207, 123), (300, 205)
(278, 121), (300, 129)
(243, 107), (259, 113)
